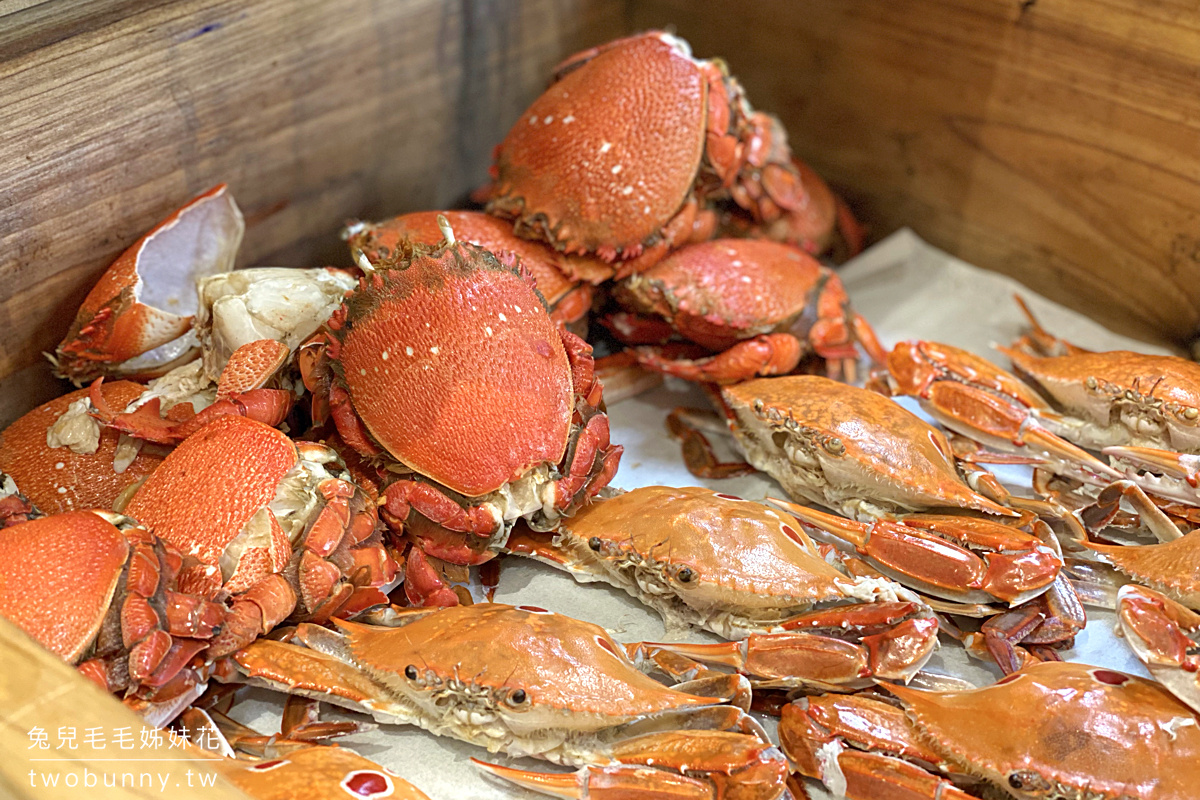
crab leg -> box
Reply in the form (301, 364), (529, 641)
(666, 407), (757, 478)
(779, 694), (972, 800)
(475, 729), (789, 800)
(382, 479), (501, 537)
(627, 610), (938, 692)
(770, 499), (1061, 606)
(636, 334), (804, 384)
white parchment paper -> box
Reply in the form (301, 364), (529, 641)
(233, 229), (1172, 799)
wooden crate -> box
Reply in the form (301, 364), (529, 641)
(1, 4), (1198, 794)
(3, 1), (1199, 426)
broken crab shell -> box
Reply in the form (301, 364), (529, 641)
(1117, 584), (1200, 714)
(0, 380), (166, 518)
(214, 603), (765, 765)
(720, 376), (1015, 520)
(51, 184), (244, 385)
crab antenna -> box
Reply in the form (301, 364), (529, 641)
(436, 214), (457, 246)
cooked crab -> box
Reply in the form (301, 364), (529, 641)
(507, 485), (938, 690)
(0, 510), (226, 723)
(123, 415), (397, 655)
(714, 375), (1015, 520)
(211, 603), (789, 798)
(881, 339), (1121, 483)
(345, 210), (612, 332)
(0, 380), (167, 519)
(607, 239), (886, 382)
(487, 31), (817, 273)
(50, 184), (244, 384)
(302, 217), (620, 601)
(782, 661), (1200, 800)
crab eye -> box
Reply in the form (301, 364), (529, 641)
(677, 566), (695, 583)
(1008, 771), (1050, 792)
(404, 665), (418, 680)
(588, 536), (603, 551)
(504, 688), (528, 708)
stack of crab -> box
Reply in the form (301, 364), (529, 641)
(2, 28), (1198, 800)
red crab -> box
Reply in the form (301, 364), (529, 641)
(345, 210), (614, 333)
(303, 218), (621, 605)
(488, 31), (818, 275)
(123, 415), (397, 655)
(606, 238), (886, 382)
(0, 510), (226, 722)
(0, 380), (167, 521)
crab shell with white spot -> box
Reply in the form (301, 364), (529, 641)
(303, 229), (621, 571)
(219, 746), (431, 800)
(487, 31), (813, 274)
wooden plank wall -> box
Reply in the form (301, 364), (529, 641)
(0, 0), (625, 422)
(632, 0), (1200, 346)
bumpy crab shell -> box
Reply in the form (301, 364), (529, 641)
(0, 510), (225, 698)
(507, 485), (919, 639)
(885, 661), (1200, 800)
(489, 32), (709, 261)
(0, 380), (166, 517)
(345, 210), (612, 329)
(216, 603), (755, 765)
(721, 376), (1013, 520)
(1004, 348), (1200, 453)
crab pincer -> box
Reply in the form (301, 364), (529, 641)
(304, 216), (621, 603)
(882, 339), (1122, 483)
(1117, 584), (1200, 714)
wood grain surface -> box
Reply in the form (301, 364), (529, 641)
(0, 0), (624, 422)
(632, 0), (1200, 346)
(0, 616), (251, 800)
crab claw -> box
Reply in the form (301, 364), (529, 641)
(1116, 584), (1200, 713)
(474, 729), (789, 800)
(771, 499), (1061, 606)
(51, 185), (244, 385)
(1105, 445), (1200, 482)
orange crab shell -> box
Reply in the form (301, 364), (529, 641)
(348, 211), (613, 326)
(0, 380), (166, 515)
(885, 662), (1200, 799)
(221, 747), (431, 800)
(53, 184), (243, 383)
(618, 239), (836, 350)
(332, 239), (574, 498)
(124, 414), (296, 571)
(0, 511), (129, 662)
(490, 33), (707, 258)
